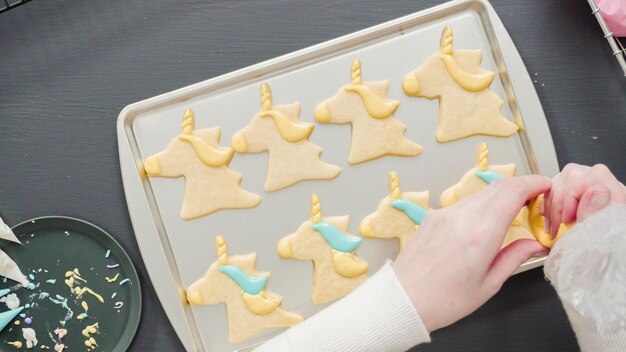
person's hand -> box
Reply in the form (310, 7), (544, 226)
(393, 175), (551, 332)
(543, 163), (626, 236)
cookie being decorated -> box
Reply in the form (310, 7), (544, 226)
(402, 26), (519, 142)
(315, 59), (423, 164)
(527, 195), (574, 248)
(440, 142), (533, 247)
(360, 172), (431, 250)
(144, 108), (260, 220)
(277, 194), (368, 304)
(187, 236), (303, 343)
(232, 83), (341, 192)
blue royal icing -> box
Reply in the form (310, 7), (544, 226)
(475, 170), (506, 184)
(312, 221), (362, 253)
(218, 265), (268, 295)
(390, 199), (428, 225)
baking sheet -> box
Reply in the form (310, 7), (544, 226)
(117, 0), (559, 351)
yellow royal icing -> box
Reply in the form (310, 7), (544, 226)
(178, 134), (234, 167)
(344, 59), (399, 119)
(331, 250), (368, 278)
(439, 26), (494, 92)
(241, 291), (280, 315)
(528, 195), (574, 248)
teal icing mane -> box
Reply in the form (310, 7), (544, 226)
(390, 199), (428, 225)
(475, 170), (505, 184)
(218, 265), (268, 295)
(312, 221), (362, 253)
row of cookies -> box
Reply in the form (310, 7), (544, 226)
(143, 25), (520, 220)
(184, 143), (570, 343)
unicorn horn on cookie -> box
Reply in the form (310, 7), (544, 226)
(278, 194), (368, 304)
(360, 172), (431, 250)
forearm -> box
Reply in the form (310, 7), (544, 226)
(256, 262), (430, 352)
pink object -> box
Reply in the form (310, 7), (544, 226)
(54, 344), (65, 352)
(597, 0), (626, 37)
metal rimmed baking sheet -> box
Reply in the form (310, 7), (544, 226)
(117, 0), (558, 350)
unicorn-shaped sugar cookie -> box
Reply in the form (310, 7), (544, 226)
(315, 59), (423, 164)
(440, 142), (536, 247)
(360, 172), (431, 250)
(186, 236), (303, 343)
(402, 26), (519, 142)
(232, 83), (341, 192)
(144, 108), (260, 220)
(277, 194), (368, 304)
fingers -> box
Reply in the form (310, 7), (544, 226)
(485, 239), (548, 292)
(482, 175), (552, 231)
(576, 185), (612, 222)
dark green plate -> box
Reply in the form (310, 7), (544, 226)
(0, 216), (141, 351)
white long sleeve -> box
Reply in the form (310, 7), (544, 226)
(545, 204), (626, 352)
(256, 262), (430, 352)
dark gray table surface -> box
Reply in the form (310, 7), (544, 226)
(1, 0), (625, 351)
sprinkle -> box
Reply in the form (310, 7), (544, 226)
(8, 341), (22, 348)
(82, 322), (98, 337)
(14, 320), (20, 325)
(46, 279), (56, 284)
(106, 264), (120, 269)
(28, 274), (35, 280)
(26, 283), (35, 290)
(77, 313), (88, 320)
(38, 292), (49, 299)
(114, 301), (124, 309)
(25, 304), (30, 309)
(25, 317), (32, 324)
(54, 343), (65, 351)
(105, 250), (111, 258)
(111, 292), (117, 299)
(19, 313), (26, 318)
(119, 279), (131, 286)
(54, 328), (67, 339)
(105, 273), (120, 283)
(82, 301), (89, 312)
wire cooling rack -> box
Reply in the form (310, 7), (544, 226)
(0, 0), (31, 14)
(588, 0), (626, 76)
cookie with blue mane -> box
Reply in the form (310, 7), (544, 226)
(186, 236), (302, 343)
(277, 194), (368, 304)
(440, 142), (536, 247)
(360, 172), (431, 250)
